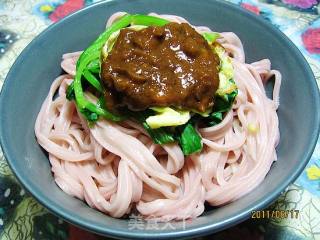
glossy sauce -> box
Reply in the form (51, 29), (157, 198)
(101, 22), (220, 112)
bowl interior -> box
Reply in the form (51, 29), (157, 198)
(0, 0), (319, 239)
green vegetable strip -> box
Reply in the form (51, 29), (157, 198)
(142, 122), (175, 144)
(87, 59), (100, 73)
(66, 82), (75, 100)
(83, 101), (124, 121)
(129, 111), (175, 144)
(208, 112), (223, 126)
(131, 14), (170, 26)
(74, 51), (102, 110)
(178, 123), (202, 155)
(205, 89), (238, 126)
(202, 32), (219, 44)
(83, 69), (103, 93)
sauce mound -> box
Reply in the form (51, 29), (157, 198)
(101, 22), (220, 112)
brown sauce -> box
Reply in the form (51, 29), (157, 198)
(101, 22), (220, 113)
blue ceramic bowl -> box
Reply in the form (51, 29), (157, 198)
(0, 0), (319, 239)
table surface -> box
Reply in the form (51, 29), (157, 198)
(0, 0), (320, 239)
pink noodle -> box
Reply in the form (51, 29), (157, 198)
(35, 12), (281, 220)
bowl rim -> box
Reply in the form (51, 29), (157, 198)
(0, 0), (320, 239)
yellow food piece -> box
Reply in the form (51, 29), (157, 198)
(247, 123), (259, 134)
(146, 107), (190, 129)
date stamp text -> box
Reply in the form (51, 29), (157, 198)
(251, 210), (299, 219)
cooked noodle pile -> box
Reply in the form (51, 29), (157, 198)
(35, 13), (281, 220)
